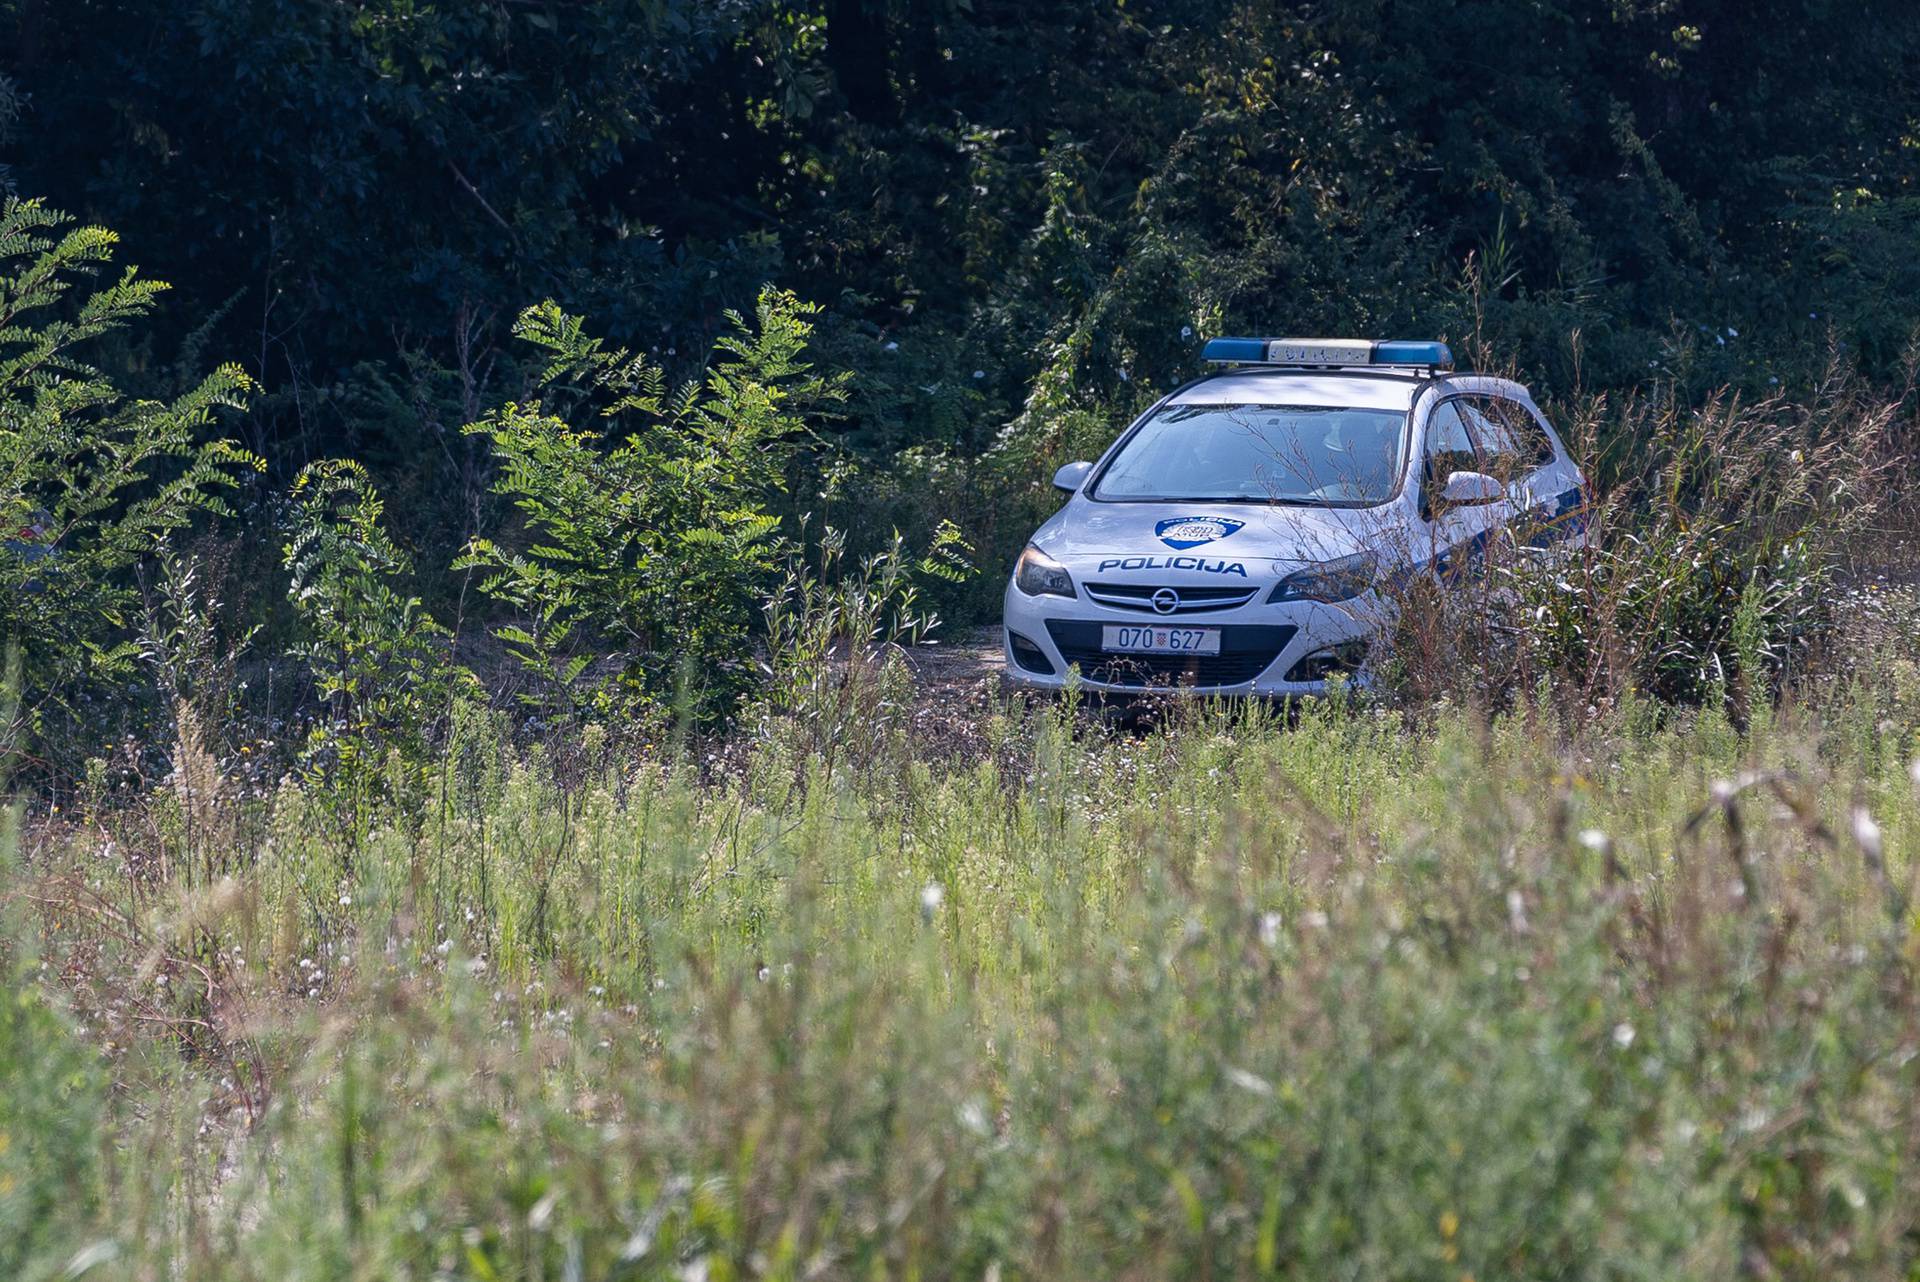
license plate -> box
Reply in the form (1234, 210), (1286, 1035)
(1100, 625), (1221, 655)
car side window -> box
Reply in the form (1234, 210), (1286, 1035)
(1456, 398), (1520, 482)
(1421, 400), (1480, 493)
(1474, 395), (1551, 475)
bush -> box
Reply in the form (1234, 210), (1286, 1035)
(0, 198), (258, 773)
(284, 459), (478, 807)
(461, 287), (844, 724)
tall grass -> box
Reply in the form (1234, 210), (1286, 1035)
(1385, 357), (1907, 716)
(5, 369), (1919, 1279)
(8, 659), (1920, 1278)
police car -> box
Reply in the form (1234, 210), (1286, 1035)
(1002, 338), (1586, 697)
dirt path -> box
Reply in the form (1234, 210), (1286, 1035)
(899, 625), (1004, 688)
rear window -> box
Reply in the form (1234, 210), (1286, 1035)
(1093, 403), (1409, 506)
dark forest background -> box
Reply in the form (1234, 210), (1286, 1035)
(4, 0), (1919, 656)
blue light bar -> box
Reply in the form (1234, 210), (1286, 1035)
(1198, 337), (1272, 364)
(1202, 337), (1453, 370)
(1372, 340), (1453, 367)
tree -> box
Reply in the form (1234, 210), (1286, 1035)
(0, 198), (257, 769)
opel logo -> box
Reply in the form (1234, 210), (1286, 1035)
(1150, 587), (1180, 615)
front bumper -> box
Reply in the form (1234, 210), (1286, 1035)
(1001, 578), (1385, 697)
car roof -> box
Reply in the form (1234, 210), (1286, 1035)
(1168, 368), (1428, 411)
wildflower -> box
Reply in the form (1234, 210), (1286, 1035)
(972, 369), (985, 380)
(338, 893), (352, 908)
(959, 1098), (993, 1136)
(1852, 806), (1884, 862)
(1576, 828), (1610, 852)
(1612, 1022), (1635, 1049)
(1258, 911), (1282, 947)
(920, 881), (945, 922)
(1180, 325), (1193, 338)
(1225, 1065), (1275, 1096)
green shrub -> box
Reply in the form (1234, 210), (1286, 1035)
(461, 287), (844, 724)
(285, 459), (478, 803)
(754, 519), (972, 776)
(0, 198), (258, 771)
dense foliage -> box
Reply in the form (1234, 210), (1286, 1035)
(460, 288), (842, 722)
(0, 198), (256, 763)
(4, 1), (1918, 573)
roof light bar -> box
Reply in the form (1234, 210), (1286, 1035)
(1202, 337), (1454, 370)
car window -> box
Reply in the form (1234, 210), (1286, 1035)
(1469, 396), (1555, 480)
(1456, 398), (1523, 482)
(1092, 403), (1409, 505)
(1421, 400), (1481, 491)
(1488, 397), (1557, 467)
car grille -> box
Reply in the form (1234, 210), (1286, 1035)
(1081, 582), (1260, 614)
(1044, 621), (1296, 689)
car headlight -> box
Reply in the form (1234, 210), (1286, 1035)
(1268, 551), (1378, 604)
(1014, 544), (1075, 598)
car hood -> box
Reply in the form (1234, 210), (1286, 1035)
(1031, 498), (1388, 571)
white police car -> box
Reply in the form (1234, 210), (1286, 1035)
(1002, 338), (1586, 697)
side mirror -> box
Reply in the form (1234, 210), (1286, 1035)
(1439, 470), (1505, 506)
(1052, 460), (1094, 494)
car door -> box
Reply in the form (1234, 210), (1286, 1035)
(1415, 397), (1511, 578)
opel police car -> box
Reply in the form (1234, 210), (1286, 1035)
(1002, 338), (1586, 698)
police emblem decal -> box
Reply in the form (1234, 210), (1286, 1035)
(1154, 516), (1246, 550)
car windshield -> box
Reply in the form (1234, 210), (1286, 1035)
(1092, 403), (1408, 505)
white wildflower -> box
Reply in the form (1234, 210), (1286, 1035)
(1225, 1065), (1275, 1096)
(1258, 911), (1282, 947)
